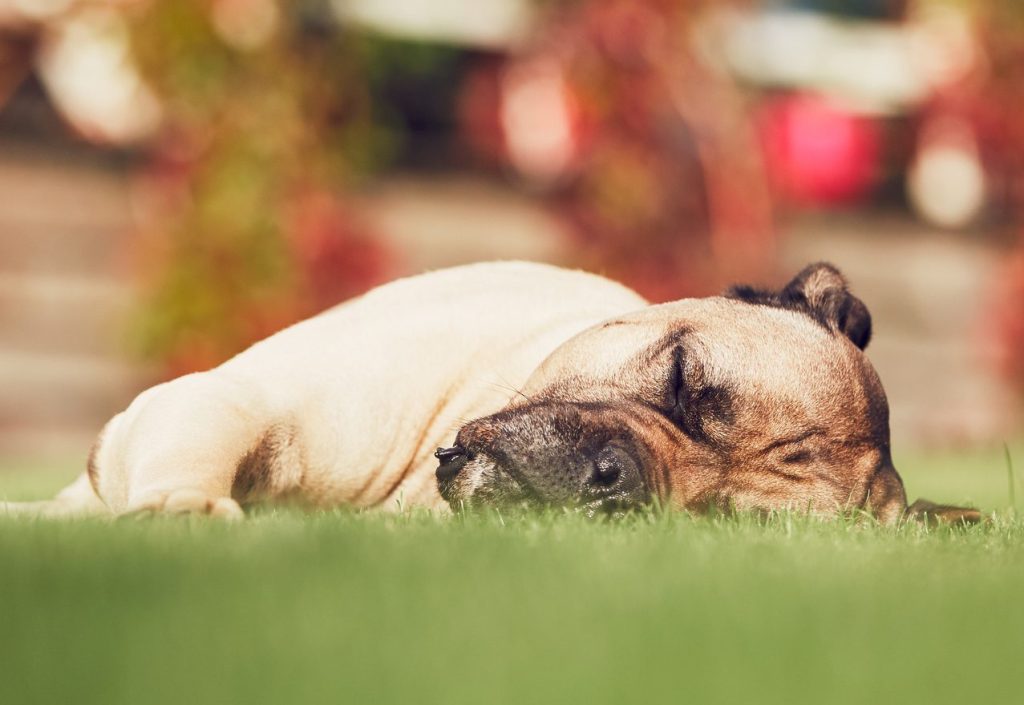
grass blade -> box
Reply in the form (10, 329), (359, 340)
(1005, 442), (1017, 515)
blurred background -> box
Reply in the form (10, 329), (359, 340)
(0, 0), (1022, 477)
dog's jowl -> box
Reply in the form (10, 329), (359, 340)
(3, 261), (978, 523)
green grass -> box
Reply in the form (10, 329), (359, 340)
(1, 443), (1022, 705)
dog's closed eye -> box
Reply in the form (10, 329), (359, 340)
(781, 449), (813, 465)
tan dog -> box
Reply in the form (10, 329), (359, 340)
(2, 261), (977, 523)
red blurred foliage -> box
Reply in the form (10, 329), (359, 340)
(285, 191), (398, 314)
(126, 1), (397, 376)
(460, 0), (775, 301)
(976, 3), (1024, 395)
(143, 177), (396, 379)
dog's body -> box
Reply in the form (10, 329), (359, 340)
(7, 262), (646, 517)
(3, 260), (977, 523)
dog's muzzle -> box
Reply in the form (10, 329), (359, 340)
(434, 403), (652, 513)
(435, 445), (469, 483)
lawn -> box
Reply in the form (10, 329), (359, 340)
(1, 442), (1022, 705)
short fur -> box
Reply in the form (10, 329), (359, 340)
(1, 261), (975, 524)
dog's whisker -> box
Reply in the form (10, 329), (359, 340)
(486, 372), (532, 403)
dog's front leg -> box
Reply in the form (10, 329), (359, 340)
(98, 372), (270, 518)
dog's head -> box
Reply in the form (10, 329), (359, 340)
(437, 263), (978, 525)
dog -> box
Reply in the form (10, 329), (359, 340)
(2, 261), (978, 524)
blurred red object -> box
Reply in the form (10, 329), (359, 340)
(757, 94), (882, 207)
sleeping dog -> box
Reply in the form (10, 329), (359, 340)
(3, 261), (978, 523)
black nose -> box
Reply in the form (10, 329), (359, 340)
(591, 445), (625, 486)
(435, 445), (469, 482)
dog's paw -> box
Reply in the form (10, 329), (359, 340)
(125, 489), (244, 520)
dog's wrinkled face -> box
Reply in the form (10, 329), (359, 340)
(437, 263), (970, 524)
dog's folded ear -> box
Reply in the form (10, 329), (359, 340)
(906, 498), (984, 525)
(780, 263), (872, 349)
(727, 262), (872, 350)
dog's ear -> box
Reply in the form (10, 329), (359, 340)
(865, 465), (908, 525)
(780, 263), (872, 350)
(906, 498), (983, 525)
(727, 262), (872, 349)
